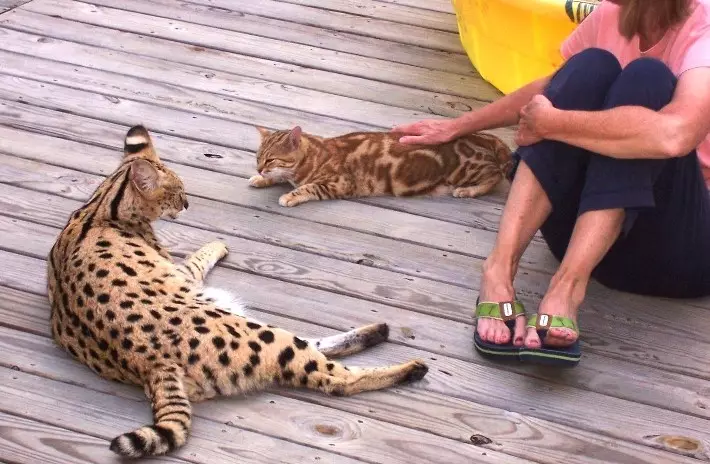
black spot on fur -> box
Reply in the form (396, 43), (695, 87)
(204, 310), (221, 319)
(230, 340), (239, 350)
(116, 263), (137, 276)
(195, 326), (210, 334)
(230, 372), (239, 385)
(150, 309), (162, 320)
(202, 365), (215, 380)
(246, 321), (262, 330)
(243, 364), (254, 376)
(140, 299), (152, 305)
(99, 253), (113, 260)
(120, 301), (134, 309)
(82, 283), (95, 298)
(192, 316), (206, 325)
(126, 292), (140, 299)
(105, 310), (116, 321)
(188, 353), (200, 364)
(179, 286), (190, 293)
(278, 346), (295, 367)
(98, 293), (110, 304)
(122, 339), (133, 350)
(282, 370), (295, 381)
(136, 345), (148, 354)
(304, 360), (318, 373)
(164, 306), (179, 313)
(127, 313), (142, 322)
(88, 263), (96, 272)
(86, 309), (94, 321)
(169, 317), (182, 326)
(96, 240), (111, 248)
(98, 339), (109, 351)
(258, 331), (275, 344)
(144, 289), (157, 297)
(294, 337), (308, 350)
(224, 325), (240, 338)
(76, 296), (85, 308)
(219, 352), (230, 366)
(249, 354), (260, 366)
(96, 320), (105, 330)
(96, 269), (109, 278)
(212, 336), (226, 350)
(300, 375), (308, 386)
(326, 363), (335, 371)
(188, 338), (200, 349)
(76, 272), (85, 281)
(137, 260), (155, 268)
(112, 279), (127, 287)
(134, 250), (145, 256)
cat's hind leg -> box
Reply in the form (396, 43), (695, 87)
(453, 175), (502, 199)
(177, 241), (228, 282)
(307, 323), (389, 358)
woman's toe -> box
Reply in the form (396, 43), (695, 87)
(513, 317), (526, 346)
(524, 327), (541, 349)
(494, 326), (511, 344)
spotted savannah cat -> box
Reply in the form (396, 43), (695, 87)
(249, 125), (512, 207)
(47, 125), (429, 458)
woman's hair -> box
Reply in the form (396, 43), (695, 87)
(618, 0), (692, 39)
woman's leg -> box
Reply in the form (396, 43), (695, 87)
(524, 56), (710, 348)
(478, 48), (621, 345)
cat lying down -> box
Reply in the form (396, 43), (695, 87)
(249, 126), (513, 207)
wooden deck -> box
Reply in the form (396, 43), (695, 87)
(0, 0), (709, 462)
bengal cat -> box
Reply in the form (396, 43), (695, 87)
(47, 125), (429, 458)
(249, 126), (512, 207)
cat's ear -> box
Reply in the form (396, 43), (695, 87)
(289, 126), (302, 149)
(256, 126), (271, 139)
(130, 159), (160, 196)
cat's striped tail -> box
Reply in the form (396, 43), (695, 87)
(109, 367), (192, 458)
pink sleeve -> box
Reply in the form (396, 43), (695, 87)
(679, 27), (710, 74)
(560, 4), (604, 59)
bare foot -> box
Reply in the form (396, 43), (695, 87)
(476, 264), (526, 346)
(524, 272), (585, 349)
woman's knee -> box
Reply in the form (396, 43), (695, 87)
(545, 48), (621, 110)
(605, 57), (677, 110)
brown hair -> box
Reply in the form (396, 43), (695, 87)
(618, 0), (692, 40)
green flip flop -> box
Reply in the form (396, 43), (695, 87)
(519, 313), (581, 366)
(473, 297), (526, 360)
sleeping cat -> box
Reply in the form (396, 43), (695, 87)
(249, 126), (513, 207)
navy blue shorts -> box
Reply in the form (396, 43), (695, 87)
(509, 48), (710, 298)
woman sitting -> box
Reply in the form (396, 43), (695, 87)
(394, 0), (710, 365)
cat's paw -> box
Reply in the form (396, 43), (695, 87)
(205, 241), (229, 259)
(249, 174), (272, 188)
(278, 193), (306, 207)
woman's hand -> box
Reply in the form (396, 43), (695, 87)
(515, 94), (557, 146)
(391, 118), (461, 145)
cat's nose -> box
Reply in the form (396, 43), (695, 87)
(183, 199), (189, 209)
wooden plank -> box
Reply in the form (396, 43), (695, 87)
(0, 412), (191, 464)
(0, 97), (518, 239)
(0, 0), (31, 12)
(0, 318), (698, 464)
(0, 172), (476, 325)
(274, 0), (458, 33)
(13, 0), (498, 101)
(374, 0), (455, 14)
(0, 27), (463, 132)
(0, 124), (549, 285)
(0, 330), (519, 464)
(0, 369), (371, 464)
(1, 252), (708, 462)
(0, 9), (487, 119)
(116, 0), (471, 64)
(3, 195), (710, 423)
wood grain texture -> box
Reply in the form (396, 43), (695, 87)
(0, 320), (697, 464)
(1, 250), (708, 463)
(1, 9), (486, 119)
(0, 0), (31, 12)
(0, 368), (372, 464)
(373, 0), (455, 14)
(273, 0), (458, 32)
(132, 0), (470, 62)
(14, 0), (498, 101)
(0, 412), (191, 464)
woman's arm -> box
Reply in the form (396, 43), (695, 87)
(393, 74), (552, 144)
(533, 67), (710, 158)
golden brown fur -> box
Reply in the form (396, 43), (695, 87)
(47, 125), (428, 458)
(250, 126), (513, 207)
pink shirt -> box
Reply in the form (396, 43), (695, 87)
(560, 0), (710, 184)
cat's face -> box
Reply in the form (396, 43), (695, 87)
(255, 126), (304, 181)
(122, 126), (189, 221)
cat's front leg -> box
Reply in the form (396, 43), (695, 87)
(248, 174), (278, 188)
(279, 182), (347, 207)
(177, 241), (229, 282)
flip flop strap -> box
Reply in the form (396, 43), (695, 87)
(476, 301), (525, 331)
(526, 313), (578, 341)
